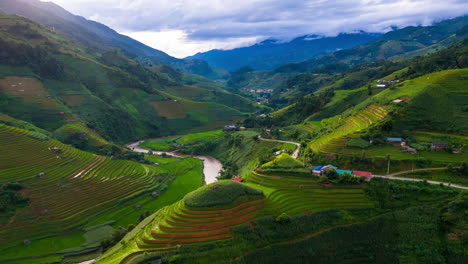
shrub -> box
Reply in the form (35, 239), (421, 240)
(346, 137), (370, 149)
(319, 176), (329, 183)
(275, 213), (291, 224)
(324, 168), (339, 180)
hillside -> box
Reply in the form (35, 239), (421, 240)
(188, 33), (380, 71)
(95, 164), (464, 264)
(224, 16), (468, 99)
(0, 12), (258, 144)
(0, 124), (204, 263)
(276, 16), (468, 73)
(0, 0), (225, 79)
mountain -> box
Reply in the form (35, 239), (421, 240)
(0, 12), (258, 147)
(188, 33), (381, 71)
(0, 0), (226, 79)
(275, 16), (468, 73)
(223, 16), (468, 107)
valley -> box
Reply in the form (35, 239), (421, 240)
(0, 1), (467, 263)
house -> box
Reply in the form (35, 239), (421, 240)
(431, 142), (448, 151)
(406, 147), (417, 154)
(386, 137), (404, 146)
(392, 99), (403, 103)
(312, 165), (324, 176)
(232, 177), (244, 182)
(321, 165), (338, 173)
(223, 125), (238, 131)
(336, 169), (353, 175)
(376, 84), (386, 88)
(352, 171), (372, 178)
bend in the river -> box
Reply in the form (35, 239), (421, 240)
(126, 140), (222, 184)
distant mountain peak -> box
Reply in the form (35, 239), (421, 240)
(188, 32), (381, 71)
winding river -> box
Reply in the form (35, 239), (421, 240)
(125, 140), (223, 184)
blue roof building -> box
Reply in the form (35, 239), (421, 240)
(313, 165), (323, 171)
(336, 169), (353, 175)
(386, 137), (403, 142)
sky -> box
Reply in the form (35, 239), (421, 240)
(43, 0), (468, 58)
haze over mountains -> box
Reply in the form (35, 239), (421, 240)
(188, 33), (382, 71)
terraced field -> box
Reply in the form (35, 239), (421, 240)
(244, 172), (371, 215)
(0, 124), (196, 258)
(111, 170), (371, 261)
(54, 122), (109, 146)
(137, 198), (266, 249)
(310, 105), (388, 153)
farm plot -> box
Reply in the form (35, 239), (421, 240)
(136, 198), (266, 249)
(310, 105), (387, 153)
(0, 124), (189, 259)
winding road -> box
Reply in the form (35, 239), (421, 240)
(372, 167), (468, 190)
(259, 137), (301, 158)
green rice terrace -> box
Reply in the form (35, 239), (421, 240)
(0, 124), (204, 263)
(94, 151), (465, 264)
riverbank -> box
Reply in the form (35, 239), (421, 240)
(126, 141), (223, 184)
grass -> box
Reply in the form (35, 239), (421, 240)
(184, 180), (264, 208)
(0, 124), (203, 262)
(394, 169), (468, 186)
(140, 137), (177, 151)
(310, 105), (388, 152)
(0, 232), (85, 261)
(261, 153), (304, 169)
(340, 145), (468, 163)
(177, 130), (223, 145)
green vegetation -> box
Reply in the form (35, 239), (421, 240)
(394, 167), (468, 187)
(95, 165), (466, 264)
(260, 153), (304, 169)
(0, 124), (203, 262)
(139, 137), (177, 151)
(184, 180), (263, 208)
(0, 13), (257, 145)
(0, 183), (29, 222)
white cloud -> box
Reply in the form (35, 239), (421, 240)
(42, 0), (468, 57)
(121, 30), (260, 58)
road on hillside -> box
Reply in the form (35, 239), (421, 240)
(373, 167), (468, 190)
(258, 137), (301, 158)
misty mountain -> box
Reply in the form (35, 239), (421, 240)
(187, 33), (381, 71)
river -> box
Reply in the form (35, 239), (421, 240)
(125, 140), (222, 184)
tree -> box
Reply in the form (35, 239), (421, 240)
(325, 168), (339, 180)
(275, 213), (291, 224)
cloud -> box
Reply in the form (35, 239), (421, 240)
(122, 30), (261, 58)
(44, 0), (468, 57)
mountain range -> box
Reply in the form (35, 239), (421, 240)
(0, 0), (227, 79)
(187, 33), (381, 71)
(0, 1), (467, 264)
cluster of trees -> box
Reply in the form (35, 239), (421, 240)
(319, 169), (365, 184)
(0, 35), (64, 78)
(0, 183), (29, 214)
(100, 211), (151, 251)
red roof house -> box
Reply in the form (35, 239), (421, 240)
(232, 177), (244, 182)
(352, 171), (372, 177)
